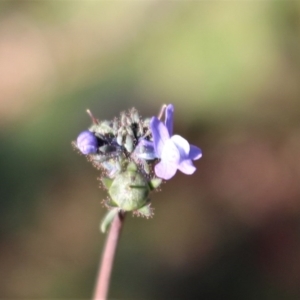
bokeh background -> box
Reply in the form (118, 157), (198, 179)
(1, 1), (300, 299)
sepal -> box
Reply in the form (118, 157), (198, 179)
(101, 177), (113, 190)
(100, 208), (119, 233)
(149, 178), (162, 190)
(134, 204), (154, 218)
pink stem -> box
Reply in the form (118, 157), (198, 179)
(93, 211), (125, 300)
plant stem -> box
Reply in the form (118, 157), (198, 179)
(93, 211), (125, 300)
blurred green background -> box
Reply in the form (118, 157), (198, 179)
(1, 1), (300, 299)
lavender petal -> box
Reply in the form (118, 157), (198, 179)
(161, 139), (180, 165)
(134, 139), (156, 160)
(189, 145), (202, 160)
(178, 159), (196, 175)
(155, 161), (177, 180)
(165, 104), (174, 136)
(171, 135), (190, 159)
(154, 139), (180, 180)
(150, 117), (170, 158)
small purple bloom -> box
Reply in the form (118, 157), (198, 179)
(150, 104), (202, 180)
(77, 130), (98, 155)
(134, 138), (156, 160)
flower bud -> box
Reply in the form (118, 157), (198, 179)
(130, 108), (140, 124)
(77, 130), (98, 155)
(112, 118), (118, 135)
(108, 166), (150, 211)
(125, 134), (134, 153)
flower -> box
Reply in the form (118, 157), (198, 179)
(133, 138), (156, 160)
(77, 130), (98, 155)
(150, 104), (202, 180)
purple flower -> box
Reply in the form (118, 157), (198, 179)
(77, 130), (98, 155)
(150, 104), (202, 180)
(134, 138), (156, 160)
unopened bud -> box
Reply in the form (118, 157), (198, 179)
(108, 166), (149, 211)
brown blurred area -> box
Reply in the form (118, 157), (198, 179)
(1, 1), (300, 299)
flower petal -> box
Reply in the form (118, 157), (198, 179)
(161, 139), (180, 164)
(178, 159), (196, 175)
(155, 161), (177, 180)
(171, 135), (190, 159)
(155, 139), (180, 180)
(189, 145), (202, 160)
(165, 104), (174, 136)
(134, 139), (156, 160)
(150, 117), (170, 157)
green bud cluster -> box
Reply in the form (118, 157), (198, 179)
(73, 108), (162, 232)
